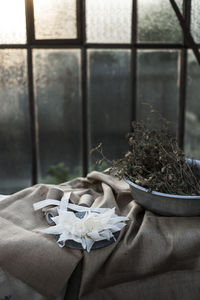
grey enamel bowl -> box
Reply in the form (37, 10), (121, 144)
(124, 159), (200, 217)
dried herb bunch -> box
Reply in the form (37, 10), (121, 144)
(92, 121), (200, 196)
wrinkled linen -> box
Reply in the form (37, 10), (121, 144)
(0, 267), (66, 300)
(0, 171), (200, 299)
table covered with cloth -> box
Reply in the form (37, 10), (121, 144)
(0, 171), (200, 300)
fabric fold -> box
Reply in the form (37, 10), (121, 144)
(0, 171), (200, 300)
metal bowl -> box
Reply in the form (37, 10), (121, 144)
(124, 159), (200, 217)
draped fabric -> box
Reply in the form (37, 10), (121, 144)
(0, 171), (200, 299)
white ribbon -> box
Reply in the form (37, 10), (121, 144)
(33, 192), (129, 252)
(33, 199), (61, 211)
(34, 193), (112, 214)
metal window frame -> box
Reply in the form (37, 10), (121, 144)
(0, 0), (198, 185)
(177, 0), (191, 149)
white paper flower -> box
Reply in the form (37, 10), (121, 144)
(34, 193), (129, 252)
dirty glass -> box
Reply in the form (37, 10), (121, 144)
(86, 0), (132, 43)
(0, 0), (26, 44)
(34, 0), (77, 39)
(138, 0), (183, 43)
(191, 0), (200, 44)
(87, 49), (132, 170)
(184, 51), (200, 159)
(33, 49), (82, 183)
(0, 50), (31, 194)
(137, 50), (180, 134)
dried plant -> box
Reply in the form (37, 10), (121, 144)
(91, 120), (200, 196)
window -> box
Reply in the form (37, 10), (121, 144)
(0, 0), (199, 193)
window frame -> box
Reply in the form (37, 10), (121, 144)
(0, 0), (198, 185)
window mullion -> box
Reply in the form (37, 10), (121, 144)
(177, 0), (191, 148)
(25, 0), (35, 44)
(25, 0), (39, 185)
(130, 0), (137, 128)
(80, 0), (88, 176)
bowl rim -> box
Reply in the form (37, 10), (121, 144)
(123, 158), (200, 200)
(123, 176), (200, 199)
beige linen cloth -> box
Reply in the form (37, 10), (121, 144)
(0, 171), (200, 300)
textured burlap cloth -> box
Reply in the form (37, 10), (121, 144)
(0, 171), (200, 299)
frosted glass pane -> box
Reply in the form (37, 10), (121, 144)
(0, 50), (31, 194)
(184, 51), (200, 159)
(0, 0), (26, 44)
(86, 0), (132, 43)
(138, 0), (183, 42)
(88, 50), (132, 168)
(137, 50), (179, 134)
(34, 0), (77, 39)
(191, 0), (200, 43)
(33, 49), (82, 182)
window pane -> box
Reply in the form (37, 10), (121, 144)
(191, 0), (200, 44)
(86, 0), (132, 43)
(137, 50), (180, 134)
(0, 0), (26, 44)
(88, 50), (132, 168)
(184, 51), (200, 158)
(138, 0), (183, 43)
(0, 50), (31, 194)
(34, 0), (77, 39)
(33, 49), (82, 182)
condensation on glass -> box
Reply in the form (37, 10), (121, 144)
(138, 0), (183, 43)
(33, 49), (82, 182)
(191, 0), (200, 44)
(34, 0), (77, 39)
(184, 51), (200, 159)
(0, 50), (31, 193)
(86, 0), (132, 43)
(0, 0), (26, 44)
(87, 49), (132, 170)
(137, 50), (180, 134)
